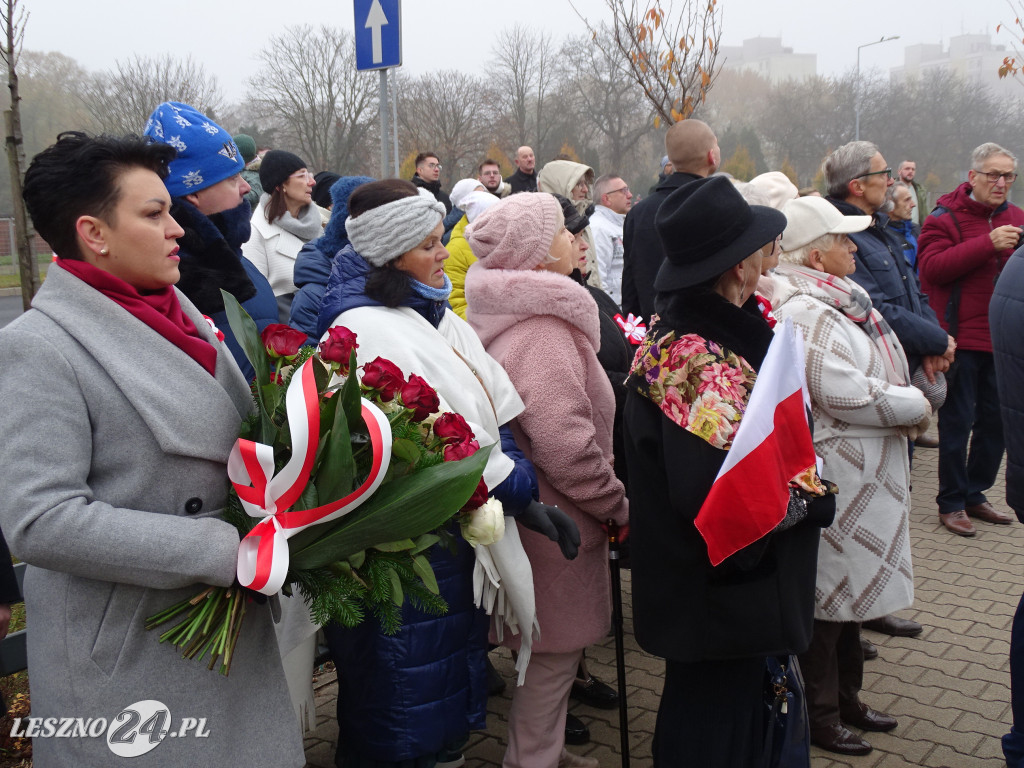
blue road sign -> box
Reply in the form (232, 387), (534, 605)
(354, 0), (401, 71)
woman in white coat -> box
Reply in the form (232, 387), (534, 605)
(772, 195), (932, 757)
(0, 132), (303, 767)
(243, 149), (324, 308)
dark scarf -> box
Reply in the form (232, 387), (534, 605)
(171, 198), (256, 315)
(654, 287), (776, 370)
(58, 259), (217, 376)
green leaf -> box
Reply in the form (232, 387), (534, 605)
(391, 438), (421, 465)
(293, 476), (319, 512)
(412, 554), (439, 594)
(411, 533), (440, 555)
(372, 538), (415, 552)
(288, 444), (492, 570)
(348, 550), (366, 569)
(341, 351), (362, 428)
(388, 568), (404, 606)
(220, 289), (271, 390)
(315, 389), (357, 504)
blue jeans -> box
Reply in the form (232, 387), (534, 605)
(936, 350), (1005, 513)
(1005, 592), (1024, 767)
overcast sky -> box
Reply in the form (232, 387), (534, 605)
(27, 0), (1015, 102)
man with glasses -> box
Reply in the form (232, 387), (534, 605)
(823, 141), (952, 641)
(590, 174), (633, 306)
(917, 143), (1024, 537)
(412, 151), (453, 213)
(477, 158), (509, 199)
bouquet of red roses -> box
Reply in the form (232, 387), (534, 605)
(145, 293), (493, 674)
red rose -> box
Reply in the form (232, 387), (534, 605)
(433, 412), (475, 444)
(464, 478), (489, 510)
(400, 374), (440, 421)
(319, 326), (359, 372)
(443, 438), (480, 462)
(261, 324), (306, 361)
(361, 357), (405, 401)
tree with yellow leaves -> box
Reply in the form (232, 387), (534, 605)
(569, 0), (722, 126)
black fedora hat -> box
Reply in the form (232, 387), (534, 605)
(654, 175), (787, 292)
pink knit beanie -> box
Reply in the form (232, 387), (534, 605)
(465, 192), (562, 271)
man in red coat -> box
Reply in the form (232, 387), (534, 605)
(918, 142), (1024, 536)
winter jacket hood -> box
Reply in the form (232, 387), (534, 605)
(537, 160), (595, 202)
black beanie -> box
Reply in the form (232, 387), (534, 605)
(259, 150), (306, 191)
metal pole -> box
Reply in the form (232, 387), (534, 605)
(379, 68), (389, 179)
(607, 519), (630, 768)
(855, 36), (900, 142)
(391, 72), (400, 178)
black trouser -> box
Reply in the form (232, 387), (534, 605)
(798, 619), (863, 729)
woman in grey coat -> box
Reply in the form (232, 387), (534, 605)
(0, 133), (304, 766)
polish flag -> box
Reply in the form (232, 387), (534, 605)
(694, 318), (818, 566)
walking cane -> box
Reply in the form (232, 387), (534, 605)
(606, 519), (630, 768)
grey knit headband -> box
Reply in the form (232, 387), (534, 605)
(345, 188), (446, 267)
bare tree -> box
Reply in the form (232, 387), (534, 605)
(397, 70), (493, 187)
(1, 0), (37, 306)
(487, 25), (558, 150)
(570, 0), (722, 126)
(248, 25), (378, 173)
(559, 26), (655, 173)
(83, 54), (223, 135)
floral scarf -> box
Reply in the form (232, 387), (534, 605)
(626, 323), (757, 450)
(773, 262), (909, 386)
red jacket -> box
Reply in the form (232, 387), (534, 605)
(918, 182), (1024, 352)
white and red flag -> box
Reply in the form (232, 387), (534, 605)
(694, 318), (818, 566)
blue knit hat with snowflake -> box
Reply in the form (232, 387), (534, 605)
(143, 102), (244, 198)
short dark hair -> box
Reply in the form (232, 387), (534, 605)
(478, 158), (500, 174)
(414, 152), (438, 168)
(23, 131), (176, 260)
(348, 179), (420, 307)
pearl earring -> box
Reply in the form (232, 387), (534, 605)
(100, 248), (108, 255)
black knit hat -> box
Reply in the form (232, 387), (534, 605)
(551, 193), (589, 234)
(312, 171), (340, 209)
(654, 175), (786, 292)
(259, 150), (307, 192)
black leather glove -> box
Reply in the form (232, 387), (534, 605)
(516, 500), (580, 560)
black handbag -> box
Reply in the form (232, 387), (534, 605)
(762, 655), (811, 768)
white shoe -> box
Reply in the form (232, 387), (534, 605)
(558, 747), (599, 768)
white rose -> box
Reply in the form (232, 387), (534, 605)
(461, 498), (505, 547)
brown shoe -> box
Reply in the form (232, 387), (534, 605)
(939, 510), (977, 537)
(810, 723), (872, 756)
(840, 702), (898, 732)
(914, 433), (939, 448)
(860, 636), (878, 660)
(965, 501), (1014, 525)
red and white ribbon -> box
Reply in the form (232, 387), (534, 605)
(614, 313), (647, 344)
(228, 358), (392, 595)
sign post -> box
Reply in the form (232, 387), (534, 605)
(354, 0), (401, 179)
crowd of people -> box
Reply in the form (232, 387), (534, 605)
(1, 100), (1023, 768)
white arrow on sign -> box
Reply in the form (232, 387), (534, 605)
(365, 0), (389, 65)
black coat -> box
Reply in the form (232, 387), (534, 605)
(991, 246), (1024, 521)
(624, 289), (829, 663)
(505, 168), (538, 194)
(412, 174), (452, 213)
(620, 172), (703, 320)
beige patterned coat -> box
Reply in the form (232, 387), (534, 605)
(771, 268), (930, 622)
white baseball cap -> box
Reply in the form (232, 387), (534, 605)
(781, 196), (872, 251)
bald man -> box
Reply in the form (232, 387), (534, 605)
(506, 146), (538, 194)
(621, 119), (720, 319)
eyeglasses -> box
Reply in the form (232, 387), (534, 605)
(976, 170), (1018, 183)
(606, 186), (631, 196)
(289, 169), (314, 181)
(854, 168), (892, 181)
(424, 162), (442, 170)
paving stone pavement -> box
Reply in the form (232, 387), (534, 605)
(304, 432), (1020, 767)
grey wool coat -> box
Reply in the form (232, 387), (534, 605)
(0, 265), (304, 767)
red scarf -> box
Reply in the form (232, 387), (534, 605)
(58, 260), (218, 377)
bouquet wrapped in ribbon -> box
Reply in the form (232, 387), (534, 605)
(145, 292), (495, 674)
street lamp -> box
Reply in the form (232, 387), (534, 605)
(855, 35), (900, 141)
